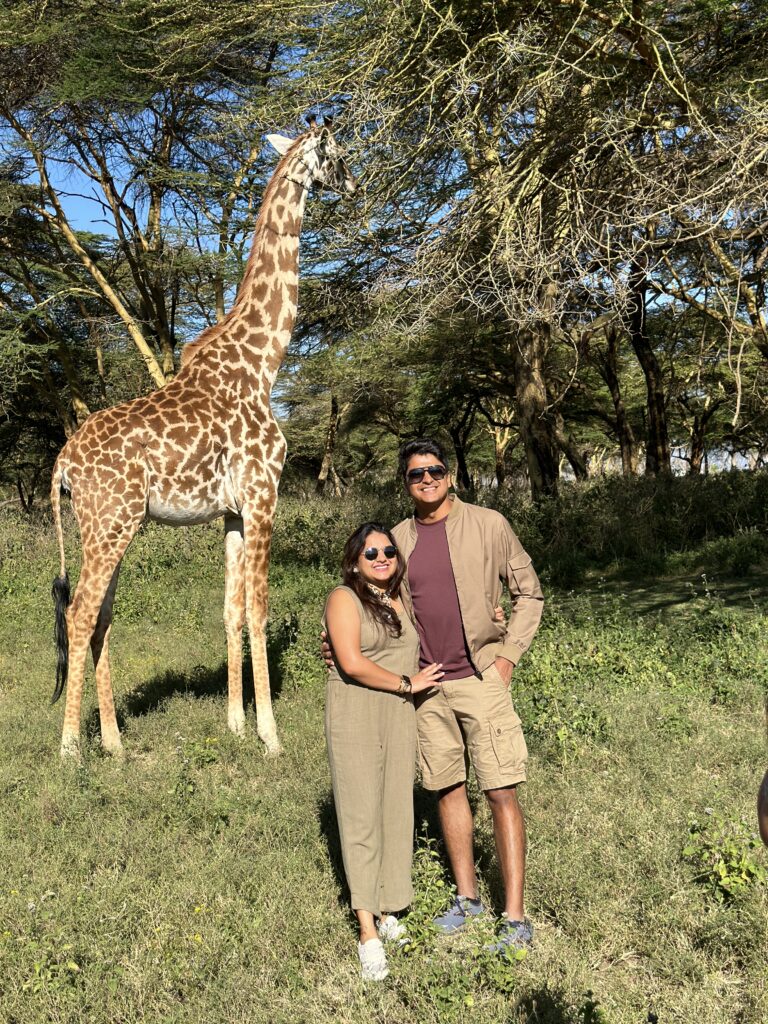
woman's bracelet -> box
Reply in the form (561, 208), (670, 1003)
(397, 674), (412, 695)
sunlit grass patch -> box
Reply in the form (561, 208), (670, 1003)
(0, 500), (766, 1023)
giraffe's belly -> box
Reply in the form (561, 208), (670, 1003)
(146, 498), (225, 526)
(147, 480), (229, 525)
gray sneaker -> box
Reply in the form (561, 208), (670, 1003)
(433, 895), (486, 934)
(486, 917), (533, 956)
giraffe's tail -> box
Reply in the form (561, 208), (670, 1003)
(51, 458), (71, 704)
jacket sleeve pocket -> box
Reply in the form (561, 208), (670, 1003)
(507, 553), (542, 599)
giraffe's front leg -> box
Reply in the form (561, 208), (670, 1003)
(242, 499), (281, 756)
(90, 564), (123, 757)
(224, 515), (247, 738)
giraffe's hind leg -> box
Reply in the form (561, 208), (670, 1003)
(60, 509), (144, 760)
(90, 564), (123, 755)
(61, 553), (124, 758)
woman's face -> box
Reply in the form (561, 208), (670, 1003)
(356, 531), (398, 589)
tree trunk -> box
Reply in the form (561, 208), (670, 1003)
(596, 327), (637, 475)
(316, 394), (346, 495)
(628, 264), (670, 475)
(447, 400), (476, 492)
(688, 417), (705, 476)
(512, 329), (559, 499)
(449, 424), (473, 492)
(685, 401), (721, 476)
(553, 408), (588, 479)
(55, 340), (91, 427)
(495, 443), (506, 487)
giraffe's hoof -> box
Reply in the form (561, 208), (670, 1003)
(102, 737), (125, 759)
(60, 735), (81, 760)
(262, 736), (283, 757)
(228, 714), (247, 738)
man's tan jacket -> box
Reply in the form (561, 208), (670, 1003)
(392, 494), (544, 673)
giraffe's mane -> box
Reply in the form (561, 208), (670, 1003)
(178, 129), (314, 371)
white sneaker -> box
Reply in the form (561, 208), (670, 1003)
(358, 937), (389, 981)
(377, 914), (408, 943)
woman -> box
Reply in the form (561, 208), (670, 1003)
(324, 522), (444, 981)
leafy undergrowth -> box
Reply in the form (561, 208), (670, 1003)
(0, 505), (766, 1023)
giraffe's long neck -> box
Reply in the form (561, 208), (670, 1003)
(228, 146), (311, 389)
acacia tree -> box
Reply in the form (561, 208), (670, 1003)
(0, 0), (305, 389)
(295, 0), (768, 495)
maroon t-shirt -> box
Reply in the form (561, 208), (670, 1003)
(407, 517), (474, 680)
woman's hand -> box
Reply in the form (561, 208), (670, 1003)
(410, 662), (444, 694)
(494, 605), (506, 624)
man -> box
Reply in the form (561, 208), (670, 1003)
(389, 438), (544, 952)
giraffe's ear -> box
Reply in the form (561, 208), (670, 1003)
(265, 134), (293, 156)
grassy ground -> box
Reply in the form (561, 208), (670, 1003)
(0, 501), (766, 1024)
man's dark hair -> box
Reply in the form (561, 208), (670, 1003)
(397, 438), (448, 480)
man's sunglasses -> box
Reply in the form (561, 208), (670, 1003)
(406, 465), (447, 484)
(363, 545), (398, 561)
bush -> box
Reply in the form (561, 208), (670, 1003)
(683, 810), (767, 902)
(485, 470), (768, 580)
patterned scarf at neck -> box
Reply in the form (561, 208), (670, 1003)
(365, 582), (393, 608)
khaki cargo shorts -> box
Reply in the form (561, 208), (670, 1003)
(414, 662), (528, 792)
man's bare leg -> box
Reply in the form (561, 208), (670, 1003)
(437, 781), (478, 897)
(485, 785), (526, 920)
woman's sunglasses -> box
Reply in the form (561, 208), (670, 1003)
(405, 465), (447, 484)
(363, 545), (398, 561)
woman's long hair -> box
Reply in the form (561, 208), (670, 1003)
(341, 522), (406, 637)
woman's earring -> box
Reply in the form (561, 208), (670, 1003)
(352, 567), (359, 574)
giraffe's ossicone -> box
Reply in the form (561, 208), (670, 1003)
(50, 120), (357, 759)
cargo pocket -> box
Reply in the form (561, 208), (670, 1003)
(488, 719), (527, 772)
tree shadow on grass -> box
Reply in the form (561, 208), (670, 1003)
(513, 986), (580, 1023)
(579, 569), (768, 619)
(515, 987), (654, 1024)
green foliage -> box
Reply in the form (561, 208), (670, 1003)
(516, 681), (610, 765)
(400, 831), (452, 954)
(657, 701), (695, 739)
(394, 834), (526, 1014)
(489, 471), (768, 582)
(683, 811), (767, 902)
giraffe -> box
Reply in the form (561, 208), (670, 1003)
(50, 120), (357, 759)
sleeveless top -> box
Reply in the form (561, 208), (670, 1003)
(324, 585), (420, 686)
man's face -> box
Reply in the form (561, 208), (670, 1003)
(405, 454), (451, 508)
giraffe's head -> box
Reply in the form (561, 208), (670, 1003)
(266, 119), (357, 196)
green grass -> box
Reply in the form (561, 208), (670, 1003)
(0, 498), (766, 1024)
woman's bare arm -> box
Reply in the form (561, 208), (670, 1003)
(326, 589), (442, 694)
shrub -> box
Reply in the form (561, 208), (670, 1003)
(683, 810), (767, 902)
